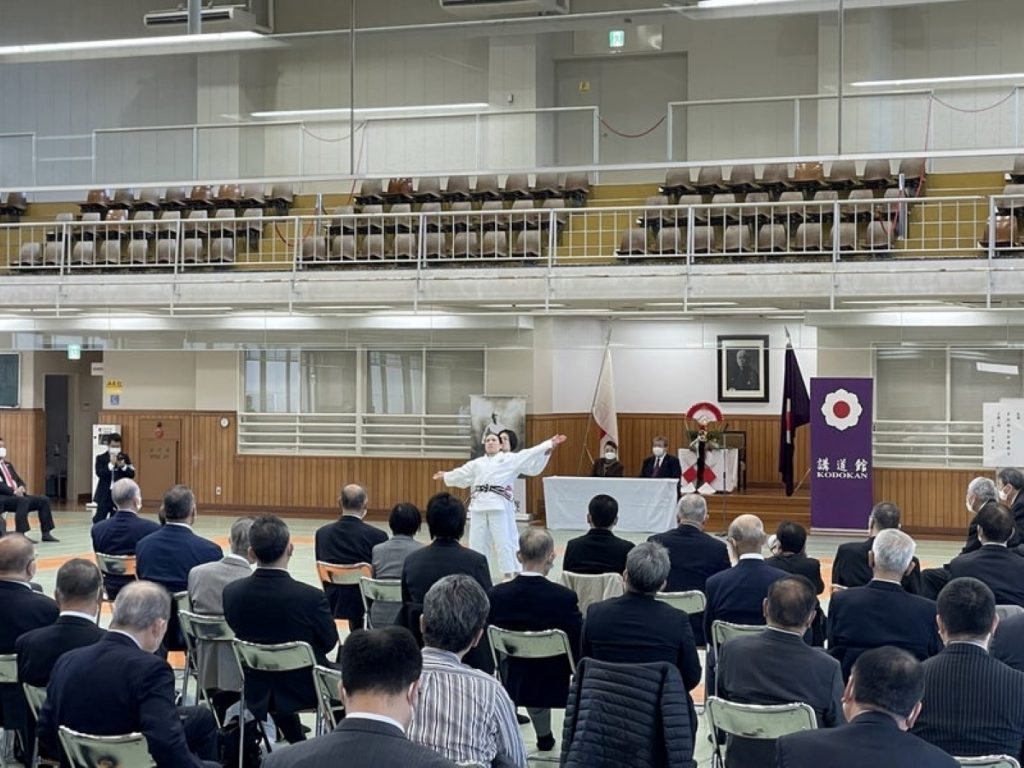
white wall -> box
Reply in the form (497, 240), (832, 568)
(101, 350), (238, 411)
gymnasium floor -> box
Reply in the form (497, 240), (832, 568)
(17, 507), (964, 768)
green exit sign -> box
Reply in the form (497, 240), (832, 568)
(608, 29), (625, 49)
(67, 343), (81, 360)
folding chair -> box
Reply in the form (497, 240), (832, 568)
(57, 726), (155, 768)
(0, 654), (24, 762)
(955, 757), (1022, 768)
(559, 571), (624, 614)
(705, 696), (816, 768)
(656, 590), (707, 615)
(178, 610), (235, 725)
(711, 621), (764, 658)
(22, 683), (59, 766)
(93, 553), (137, 602)
(358, 577), (402, 630)
(312, 664), (344, 735)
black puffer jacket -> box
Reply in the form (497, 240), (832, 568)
(560, 657), (696, 768)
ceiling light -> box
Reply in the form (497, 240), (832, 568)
(686, 301), (738, 307)
(251, 102), (490, 119)
(851, 73), (1024, 88)
(841, 299), (948, 306)
(698, 0), (801, 7)
(0, 31), (263, 59)
(645, 301), (685, 307)
(479, 303), (566, 309)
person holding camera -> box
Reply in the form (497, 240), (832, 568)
(92, 433), (135, 525)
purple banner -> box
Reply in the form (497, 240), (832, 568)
(810, 377), (874, 530)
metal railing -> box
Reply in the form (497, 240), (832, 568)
(238, 411), (472, 457)
(874, 420), (983, 468)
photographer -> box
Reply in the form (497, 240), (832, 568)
(91, 433), (135, 524)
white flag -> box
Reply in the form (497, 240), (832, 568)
(592, 348), (618, 449)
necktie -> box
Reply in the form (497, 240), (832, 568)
(655, 457), (662, 476)
(0, 462), (14, 490)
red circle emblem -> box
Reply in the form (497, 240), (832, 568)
(832, 401), (851, 419)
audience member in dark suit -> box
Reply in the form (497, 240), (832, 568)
(994, 611), (1024, 673)
(582, 540), (701, 733)
(90, 478), (160, 599)
(91, 432), (136, 524)
(960, 476), (1002, 554)
(262, 627), (455, 768)
(922, 495), (1014, 599)
(649, 494), (731, 646)
(563, 494), (634, 576)
(718, 575), (844, 768)
(489, 527), (582, 753)
(827, 528), (941, 680)
(832, 502), (922, 594)
(401, 492), (493, 672)
(223, 514), (339, 745)
(999, 467), (1024, 543)
(0, 535), (59, 763)
(0, 438), (58, 542)
(946, 505), (1024, 607)
(136, 484), (222, 594)
(314, 484), (389, 628)
(912, 577), (1024, 758)
(767, 521), (826, 645)
(38, 581), (220, 768)
(639, 435), (682, 480)
(591, 440), (624, 478)
(776, 646), (958, 768)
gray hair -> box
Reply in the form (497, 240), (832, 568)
(968, 476), (998, 504)
(518, 527), (554, 564)
(625, 541), (670, 595)
(111, 478), (140, 509)
(677, 494), (708, 525)
(340, 484), (368, 513)
(229, 517), (256, 558)
(872, 528), (916, 575)
(728, 514), (767, 553)
(111, 581), (171, 631)
(422, 574), (489, 653)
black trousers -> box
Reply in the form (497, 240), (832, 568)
(0, 493), (54, 533)
(179, 704), (221, 764)
(91, 500), (115, 524)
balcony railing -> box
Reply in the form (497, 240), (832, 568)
(873, 419), (983, 468)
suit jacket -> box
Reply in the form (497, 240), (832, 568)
(262, 717), (455, 768)
(0, 460), (26, 495)
(38, 632), (208, 768)
(488, 574), (582, 708)
(91, 452), (136, 512)
(0, 580), (59, 729)
(777, 711), (959, 768)
(16, 615), (105, 688)
(947, 544), (1024, 607)
(640, 453), (682, 480)
(765, 552), (825, 594)
(400, 538), (494, 673)
(1011, 494), (1024, 544)
(563, 528), (634, 576)
(315, 516), (389, 622)
(832, 537), (923, 594)
(649, 525), (731, 646)
(90, 509), (161, 597)
(718, 628), (844, 768)
(912, 642), (1024, 758)
(704, 558), (788, 642)
(187, 555), (252, 692)
(372, 535), (423, 580)
(993, 612), (1024, 674)
(826, 580), (941, 680)
(136, 523), (222, 594)
(591, 458), (624, 478)
(222, 568), (338, 716)
(582, 592), (702, 694)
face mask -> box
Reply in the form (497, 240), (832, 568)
(999, 488), (1009, 502)
(604, 451), (617, 461)
(109, 446), (120, 456)
(0, 447), (7, 459)
(966, 498), (974, 514)
(652, 446), (665, 458)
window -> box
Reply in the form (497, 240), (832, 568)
(426, 350), (484, 415)
(875, 347), (945, 421)
(367, 351), (423, 414)
(301, 351), (357, 413)
(244, 350), (299, 412)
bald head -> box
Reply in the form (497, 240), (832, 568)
(0, 534), (36, 582)
(517, 528), (555, 573)
(727, 514), (767, 556)
(340, 484), (368, 517)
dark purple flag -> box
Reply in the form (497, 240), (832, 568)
(779, 344), (810, 496)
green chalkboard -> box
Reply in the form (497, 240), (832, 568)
(0, 354), (20, 408)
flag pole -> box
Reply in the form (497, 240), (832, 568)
(576, 328), (613, 476)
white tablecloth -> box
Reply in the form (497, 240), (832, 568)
(543, 476), (678, 532)
(679, 448), (739, 493)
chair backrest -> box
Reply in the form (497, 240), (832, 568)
(179, 610), (234, 643)
(487, 626), (575, 674)
(94, 552), (137, 578)
(359, 577), (402, 614)
(711, 620), (765, 655)
(232, 639), (317, 675)
(58, 725), (156, 768)
(559, 571), (624, 613)
(22, 682), (46, 719)
(317, 561), (372, 586)
(955, 757), (1022, 768)
(655, 590), (707, 615)
(0, 653), (16, 684)
(996, 604), (1024, 621)
(705, 696), (816, 743)
(313, 664), (345, 731)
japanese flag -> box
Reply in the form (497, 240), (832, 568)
(592, 349), (618, 449)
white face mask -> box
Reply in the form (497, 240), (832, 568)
(109, 446), (120, 456)
(0, 447), (7, 459)
(652, 446), (665, 458)
(999, 488), (1009, 502)
(604, 451), (617, 461)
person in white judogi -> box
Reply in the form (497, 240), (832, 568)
(434, 432), (567, 577)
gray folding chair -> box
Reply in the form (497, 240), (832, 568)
(358, 577), (402, 629)
(559, 571), (624, 614)
(93, 553), (137, 602)
(22, 683), (58, 766)
(57, 725), (155, 768)
(178, 610), (235, 725)
(996, 604), (1024, 622)
(955, 757), (1021, 768)
(0, 654), (22, 761)
(711, 621), (765, 657)
(705, 696), (817, 768)
(656, 590), (707, 615)
(312, 664), (344, 735)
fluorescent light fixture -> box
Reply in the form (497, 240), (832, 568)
(646, 302), (685, 307)
(251, 102), (490, 119)
(698, 0), (802, 7)
(0, 31), (262, 57)
(686, 301), (738, 307)
(978, 362), (1020, 376)
(851, 73), (1024, 88)
(480, 303), (566, 309)
(841, 299), (948, 306)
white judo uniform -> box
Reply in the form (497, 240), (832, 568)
(442, 438), (554, 574)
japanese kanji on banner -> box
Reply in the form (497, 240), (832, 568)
(810, 377), (874, 530)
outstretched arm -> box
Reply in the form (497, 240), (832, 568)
(510, 434), (567, 476)
(433, 459), (476, 488)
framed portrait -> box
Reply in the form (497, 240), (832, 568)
(717, 335), (770, 403)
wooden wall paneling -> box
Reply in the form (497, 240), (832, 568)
(874, 467), (980, 535)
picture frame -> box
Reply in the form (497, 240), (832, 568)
(717, 335), (770, 403)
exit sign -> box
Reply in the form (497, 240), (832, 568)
(608, 29), (625, 49)
(67, 343), (81, 360)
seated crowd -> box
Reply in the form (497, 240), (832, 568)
(4, 473), (1024, 767)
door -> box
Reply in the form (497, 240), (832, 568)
(44, 375), (70, 500)
(138, 418), (181, 504)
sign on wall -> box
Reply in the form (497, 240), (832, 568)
(810, 377), (874, 531)
(982, 401), (1024, 468)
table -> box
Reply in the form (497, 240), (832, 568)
(543, 476), (677, 532)
(679, 448), (739, 493)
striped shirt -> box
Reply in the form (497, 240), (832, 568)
(407, 647), (527, 768)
